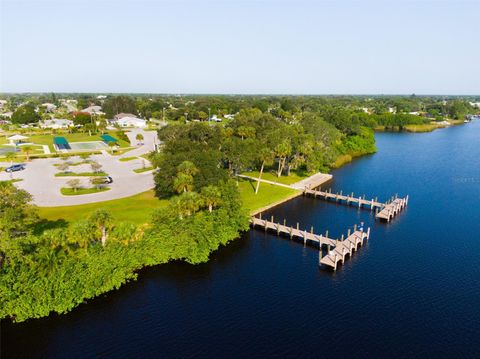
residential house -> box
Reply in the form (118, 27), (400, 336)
(112, 113), (147, 128)
(40, 119), (74, 129)
(81, 105), (104, 115)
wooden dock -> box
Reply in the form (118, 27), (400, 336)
(320, 230), (368, 271)
(302, 188), (409, 222)
(375, 197), (408, 222)
(250, 216), (370, 271)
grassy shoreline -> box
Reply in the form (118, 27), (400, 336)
(375, 119), (466, 133)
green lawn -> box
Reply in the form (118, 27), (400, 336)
(237, 178), (299, 214)
(404, 123), (446, 132)
(4, 131), (131, 152)
(242, 170), (307, 185)
(55, 171), (108, 177)
(134, 166), (154, 173)
(61, 187), (110, 196)
(119, 156), (137, 162)
(54, 161), (89, 166)
(38, 190), (168, 225)
(0, 178), (23, 184)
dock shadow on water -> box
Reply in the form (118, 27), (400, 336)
(3, 122), (480, 358)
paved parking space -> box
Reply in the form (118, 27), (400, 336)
(0, 130), (160, 206)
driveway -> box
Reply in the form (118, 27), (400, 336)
(121, 129), (160, 158)
(0, 153), (155, 206)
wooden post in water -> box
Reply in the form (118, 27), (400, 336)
(348, 228), (351, 237)
(319, 244), (322, 265)
(371, 199), (374, 211)
(325, 230), (329, 239)
(367, 227), (371, 240)
(358, 196), (362, 208)
(296, 222), (299, 231)
(354, 224), (357, 232)
(283, 218), (286, 226)
(304, 230), (307, 246)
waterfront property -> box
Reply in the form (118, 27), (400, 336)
(248, 177), (407, 271)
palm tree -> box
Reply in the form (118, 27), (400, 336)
(21, 145), (33, 161)
(274, 141), (292, 177)
(173, 192), (203, 218)
(201, 185), (221, 212)
(255, 147), (274, 194)
(110, 222), (138, 245)
(173, 161), (198, 193)
(69, 220), (96, 250)
(5, 151), (16, 166)
(36, 246), (59, 274)
(173, 172), (193, 193)
(236, 125), (256, 140)
(177, 160), (198, 177)
(89, 209), (113, 246)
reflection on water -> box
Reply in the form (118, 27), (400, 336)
(3, 122), (480, 358)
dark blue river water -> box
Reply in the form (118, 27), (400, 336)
(2, 122), (480, 358)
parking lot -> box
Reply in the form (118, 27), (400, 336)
(0, 129), (159, 206)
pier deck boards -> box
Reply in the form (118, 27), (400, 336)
(250, 217), (336, 247)
(319, 231), (368, 270)
(250, 217), (370, 271)
(302, 188), (409, 222)
(375, 198), (408, 222)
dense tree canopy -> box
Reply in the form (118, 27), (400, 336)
(102, 96), (137, 118)
(11, 103), (41, 124)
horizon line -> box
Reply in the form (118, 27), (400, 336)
(1, 92), (479, 97)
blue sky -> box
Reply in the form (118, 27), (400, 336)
(1, 0), (478, 94)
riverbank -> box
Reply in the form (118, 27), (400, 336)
(375, 119), (467, 133)
(5, 116), (480, 358)
(1, 147), (376, 323)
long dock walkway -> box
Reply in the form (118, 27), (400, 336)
(303, 188), (409, 222)
(250, 215), (370, 271)
(238, 173), (408, 222)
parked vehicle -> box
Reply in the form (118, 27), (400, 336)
(5, 164), (26, 173)
(101, 176), (113, 184)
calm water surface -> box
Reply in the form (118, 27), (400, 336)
(2, 122), (480, 358)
